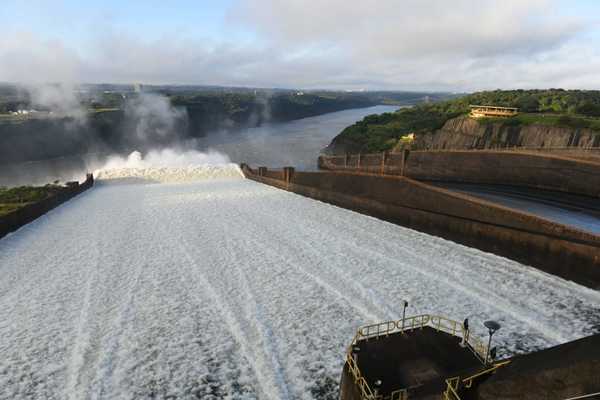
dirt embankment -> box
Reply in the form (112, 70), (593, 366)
(414, 116), (600, 151)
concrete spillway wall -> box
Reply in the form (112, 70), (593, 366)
(241, 164), (600, 289)
(0, 174), (94, 239)
(476, 332), (600, 399)
(319, 150), (600, 198)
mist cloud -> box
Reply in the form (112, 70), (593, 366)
(124, 93), (187, 142)
(0, 0), (598, 91)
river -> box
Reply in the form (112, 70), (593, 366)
(0, 105), (398, 186)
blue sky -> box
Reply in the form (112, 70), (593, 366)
(1, 0), (600, 90)
(2, 1), (236, 45)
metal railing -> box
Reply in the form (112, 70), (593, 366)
(346, 351), (376, 399)
(441, 360), (512, 399)
(352, 314), (488, 362)
(346, 314), (492, 400)
(563, 392), (600, 400)
(389, 388), (409, 400)
(462, 360), (511, 389)
(411, 147), (600, 155)
(442, 377), (461, 400)
(320, 147), (600, 165)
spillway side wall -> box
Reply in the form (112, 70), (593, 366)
(319, 151), (600, 198)
(241, 165), (600, 288)
(338, 364), (362, 400)
(0, 174), (94, 239)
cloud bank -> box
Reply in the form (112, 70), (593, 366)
(1, 0), (598, 91)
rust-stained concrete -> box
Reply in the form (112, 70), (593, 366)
(241, 164), (600, 289)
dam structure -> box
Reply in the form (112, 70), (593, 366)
(316, 149), (600, 288)
(1, 164), (599, 399)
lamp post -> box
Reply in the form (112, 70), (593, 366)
(373, 379), (382, 397)
(401, 301), (409, 331)
(484, 320), (501, 365)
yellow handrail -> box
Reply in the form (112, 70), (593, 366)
(390, 388), (409, 400)
(354, 314), (431, 342)
(352, 314), (487, 362)
(442, 377), (461, 400)
(346, 314), (496, 399)
(346, 353), (376, 399)
(441, 360), (511, 399)
(462, 360), (511, 388)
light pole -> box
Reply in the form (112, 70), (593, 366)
(484, 320), (501, 365)
(373, 379), (382, 397)
(401, 300), (409, 331)
(460, 318), (469, 347)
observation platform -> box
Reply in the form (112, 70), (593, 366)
(469, 105), (518, 118)
(340, 314), (600, 400)
(339, 314), (499, 400)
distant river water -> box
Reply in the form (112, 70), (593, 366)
(194, 105), (399, 170)
(0, 105), (397, 186)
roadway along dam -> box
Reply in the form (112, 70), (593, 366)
(1, 169), (600, 399)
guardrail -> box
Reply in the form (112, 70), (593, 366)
(351, 314), (487, 362)
(442, 360), (511, 400)
(320, 147), (600, 162)
(563, 392), (600, 400)
(442, 377), (461, 400)
(390, 388), (409, 400)
(462, 360), (511, 389)
(345, 314), (491, 400)
(410, 147), (600, 155)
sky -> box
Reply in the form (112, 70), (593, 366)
(1, 0), (599, 91)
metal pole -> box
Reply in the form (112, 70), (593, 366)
(401, 301), (408, 331)
(486, 332), (493, 364)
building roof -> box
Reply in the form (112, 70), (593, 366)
(469, 105), (519, 111)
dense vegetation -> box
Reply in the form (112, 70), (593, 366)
(0, 83), (450, 164)
(329, 89), (600, 153)
(331, 107), (454, 153)
(0, 185), (63, 216)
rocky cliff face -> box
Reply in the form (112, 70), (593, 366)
(414, 116), (600, 150)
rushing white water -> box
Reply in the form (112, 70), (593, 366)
(94, 150), (243, 183)
(95, 165), (243, 184)
(0, 173), (599, 399)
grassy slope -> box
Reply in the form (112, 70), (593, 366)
(0, 185), (63, 217)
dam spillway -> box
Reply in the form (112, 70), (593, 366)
(1, 171), (600, 399)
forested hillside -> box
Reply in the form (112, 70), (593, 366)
(328, 89), (600, 154)
(0, 84), (448, 164)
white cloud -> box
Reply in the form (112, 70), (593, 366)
(0, 0), (598, 91)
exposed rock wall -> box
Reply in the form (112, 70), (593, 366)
(414, 116), (600, 150)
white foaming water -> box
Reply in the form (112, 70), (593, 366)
(94, 149), (243, 183)
(0, 178), (599, 399)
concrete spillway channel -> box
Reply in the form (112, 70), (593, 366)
(1, 168), (599, 399)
